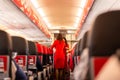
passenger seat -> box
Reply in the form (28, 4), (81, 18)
(12, 36), (28, 79)
(88, 10), (120, 80)
(0, 30), (12, 80)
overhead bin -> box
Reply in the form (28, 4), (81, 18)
(12, 0), (51, 38)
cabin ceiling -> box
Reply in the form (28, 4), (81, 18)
(0, 0), (120, 43)
(34, 0), (86, 30)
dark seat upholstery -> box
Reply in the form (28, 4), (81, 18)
(88, 10), (120, 79)
(0, 30), (12, 54)
(12, 36), (28, 55)
(88, 10), (120, 57)
(36, 56), (43, 71)
(80, 32), (88, 54)
(28, 41), (36, 55)
(0, 30), (12, 79)
(28, 41), (37, 73)
(35, 43), (43, 71)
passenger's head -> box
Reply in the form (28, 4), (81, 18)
(57, 33), (63, 41)
(12, 52), (17, 59)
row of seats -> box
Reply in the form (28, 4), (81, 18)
(0, 30), (53, 80)
(73, 10), (120, 80)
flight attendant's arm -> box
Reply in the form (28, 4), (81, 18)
(50, 40), (57, 50)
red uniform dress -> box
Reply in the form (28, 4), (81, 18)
(51, 40), (66, 69)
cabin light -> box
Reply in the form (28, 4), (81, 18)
(30, 0), (39, 8)
(80, 0), (87, 8)
(37, 8), (51, 28)
(13, 20), (17, 23)
(77, 9), (82, 17)
(42, 17), (51, 28)
(67, 30), (75, 33)
(43, 17), (49, 23)
(37, 8), (45, 17)
(55, 30), (60, 33)
(76, 19), (80, 24)
(47, 24), (51, 28)
(74, 23), (79, 28)
(51, 30), (59, 33)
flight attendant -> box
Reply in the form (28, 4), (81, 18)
(51, 33), (66, 80)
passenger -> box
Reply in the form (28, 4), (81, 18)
(51, 33), (66, 80)
(12, 52), (27, 80)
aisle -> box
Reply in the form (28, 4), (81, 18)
(50, 71), (75, 80)
(70, 72), (75, 80)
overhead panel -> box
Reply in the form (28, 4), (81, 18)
(0, 0), (49, 41)
(12, 0), (51, 38)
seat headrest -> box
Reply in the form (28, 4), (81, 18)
(74, 44), (77, 56)
(80, 32), (88, 53)
(77, 40), (81, 55)
(28, 41), (37, 55)
(36, 43), (43, 54)
(12, 36), (28, 55)
(88, 10), (120, 56)
(74, 40), (81, 56)
(0, 30), (12, 55)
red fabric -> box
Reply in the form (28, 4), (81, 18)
(15, 56), (27, 69)
(49, 48), (53, 55)
(36, 43), (43, 54)
(51, 40), (66, 69)
(43, 46), (47, 54)
(28, 56), (36, 65)
(0, 56), (8, 72)
(93, 57), (108, 77)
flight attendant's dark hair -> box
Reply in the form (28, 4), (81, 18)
(63, 37), (68, 45)
(57, 33), (63, 41)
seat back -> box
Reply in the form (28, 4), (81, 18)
(74, 31), (89, 80)
(36, 43), (43, 66)
(0, 30), (12, 79)
(95, 50), (120, 80)
(12, 36), (28, 72)
(76, 40), (81, 65)
(88, 11), (120, 80)
(36, 43), (43, 71)
(42, 46), (47, 66)
(73, 44), (78, 66)
(28, 41), (37, 70)
(80, 32), (88, 54)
